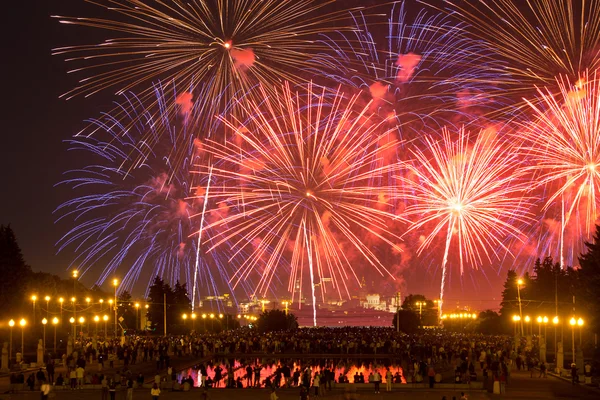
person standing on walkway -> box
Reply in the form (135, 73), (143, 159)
(313, 372), (320, 397)
(372, 369), (381, 394)
(40, 380), (51, 400)
(101, 376), (108, 400)
(151, 383), (161, 400)
(76, 365), (85, 389)
(385, 368), (393, 392)
(126, 377), (134, 400)
(428, 365), (436, 388)
(109, 380), (117, 400)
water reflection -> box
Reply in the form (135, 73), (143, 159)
(176, 358), (406, 388)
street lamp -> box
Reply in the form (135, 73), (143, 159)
(59, 297), (64, 322)
(71, 297), (76, 328)
(31, 295), (37, 325)
(182, 313), (188, 327)
(52, 317), (59, 354)
(524, 315), (531, 335)
(134, 303), (140, 331)
(72, 270), (79, 296)
(282, 301), (289, 315)
(8, 319), (14, 362)
(517, 278), (524, 336)
(191, 313), (196, 331)
(42, 318), (47, 356)
(99, 299), (104, 314)
(112, 278), (119, 338)
(70, 317), (76, 338)
(512, 315), (521, 336)
(415, 301), (424, 322)
(202, 313), (207, 331)
(94, 316), (100, 335)
(570, 317), (577, 364)
(210, 313), (214, 331)
(103, 315), (109, 337)
(19, 319), (26, 358)
(577, 318), (584, 347)
(45, 296), (51, 318)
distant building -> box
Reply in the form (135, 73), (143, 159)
(362, 293), (388, 311)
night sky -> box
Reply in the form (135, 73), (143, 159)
(1, 0), (507, 309)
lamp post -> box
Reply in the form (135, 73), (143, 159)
(99, 299), (104, 314)
(202, 314), (207, 332)
(191, 313), (196, 331)
(31, 295), (37, 326)
(103, 315), (109, 337)
(42, 318), (47, 356)
(78, 317), (85, 335)
(8, 319), (14, 362)
(112, 279), (119, 338)
(45, 296), (51, 318)
(72, 270), (78, 296)
(524, 315), (531, 335)
(570, 317), (576, 364)
(282, 301), (289, 316)
(19, 319), (26, 357)
(94, 316), (100, 335)
(553, 316), (559, 361)
(71, 297), (76, 330)
(512, 315), (521, 336)
(517, 278), (524, 336)
(577, 318), (584, 347)
(52, 317), (59, 354)
(542, 316), (549, 345)
(182, 313), (188, 328)
(134, 303), (140, 331)
(70, 317), (76, 338)
(59, 298), (64, 323)
(415, 301), (424, 326)
(210, 313), (214, 331)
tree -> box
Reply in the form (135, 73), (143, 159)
(146, 276), (168, 333)
(255, 309), (298, 333)
(473, 310), (503, 334)
(117, 291), (135, 331)
(577, 225), (600, 333)
(402, 294), (437, 326)
(0, 225), (32, 317)
(392, 310), (419, 333)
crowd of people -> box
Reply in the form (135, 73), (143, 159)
(8, 326), (587, 396)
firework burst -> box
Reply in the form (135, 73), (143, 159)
(443, 0), (600, 108)
(55, 85), (250, 306)
(194, 82), (404, 325)
(398, 127), (532, 314)
(53, 0), (356, 102)
(311, 1), (509, 138)
(518, 72), (600, 267)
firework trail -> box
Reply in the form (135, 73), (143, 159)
(518, 72), (600, 268)
(194, 82), (404, 326)
(397, 127), (532, 315)
(442, 0), (600, 110)
(311, 1), (510, 139)
(55, 85), (252, 306)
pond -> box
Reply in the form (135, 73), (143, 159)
(176, 358), (406, 388)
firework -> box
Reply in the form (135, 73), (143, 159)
(397, 127), (532, 314)
(442, 0), (600, 107)
(311, 1), (509, 138)
(53, 0), (356, 102)
(518, 72), (600, 268)
(55, 85), (251, 306)
(194, 82), (404, 326)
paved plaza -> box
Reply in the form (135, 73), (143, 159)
(2, 368), (599, 400)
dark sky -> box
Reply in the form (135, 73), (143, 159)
(2, 0), (85, 278)
(1, 0), (506, 310)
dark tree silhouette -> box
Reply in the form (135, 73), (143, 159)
(256, 309), (298, 333)
(0, 225), (32, 317)
(392, 310), (419, 333)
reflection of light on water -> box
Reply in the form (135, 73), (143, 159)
(177, 360), (405, 388)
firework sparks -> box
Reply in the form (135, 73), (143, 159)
(311, 1), (509, 137)
(442, 0), (600, 107)
(193, 82), (404, 326)
(519, 72), (600, 267)
(55, 85), (251, 305)
(397, 127), (532, 314)
(52, 0), (356, 102)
